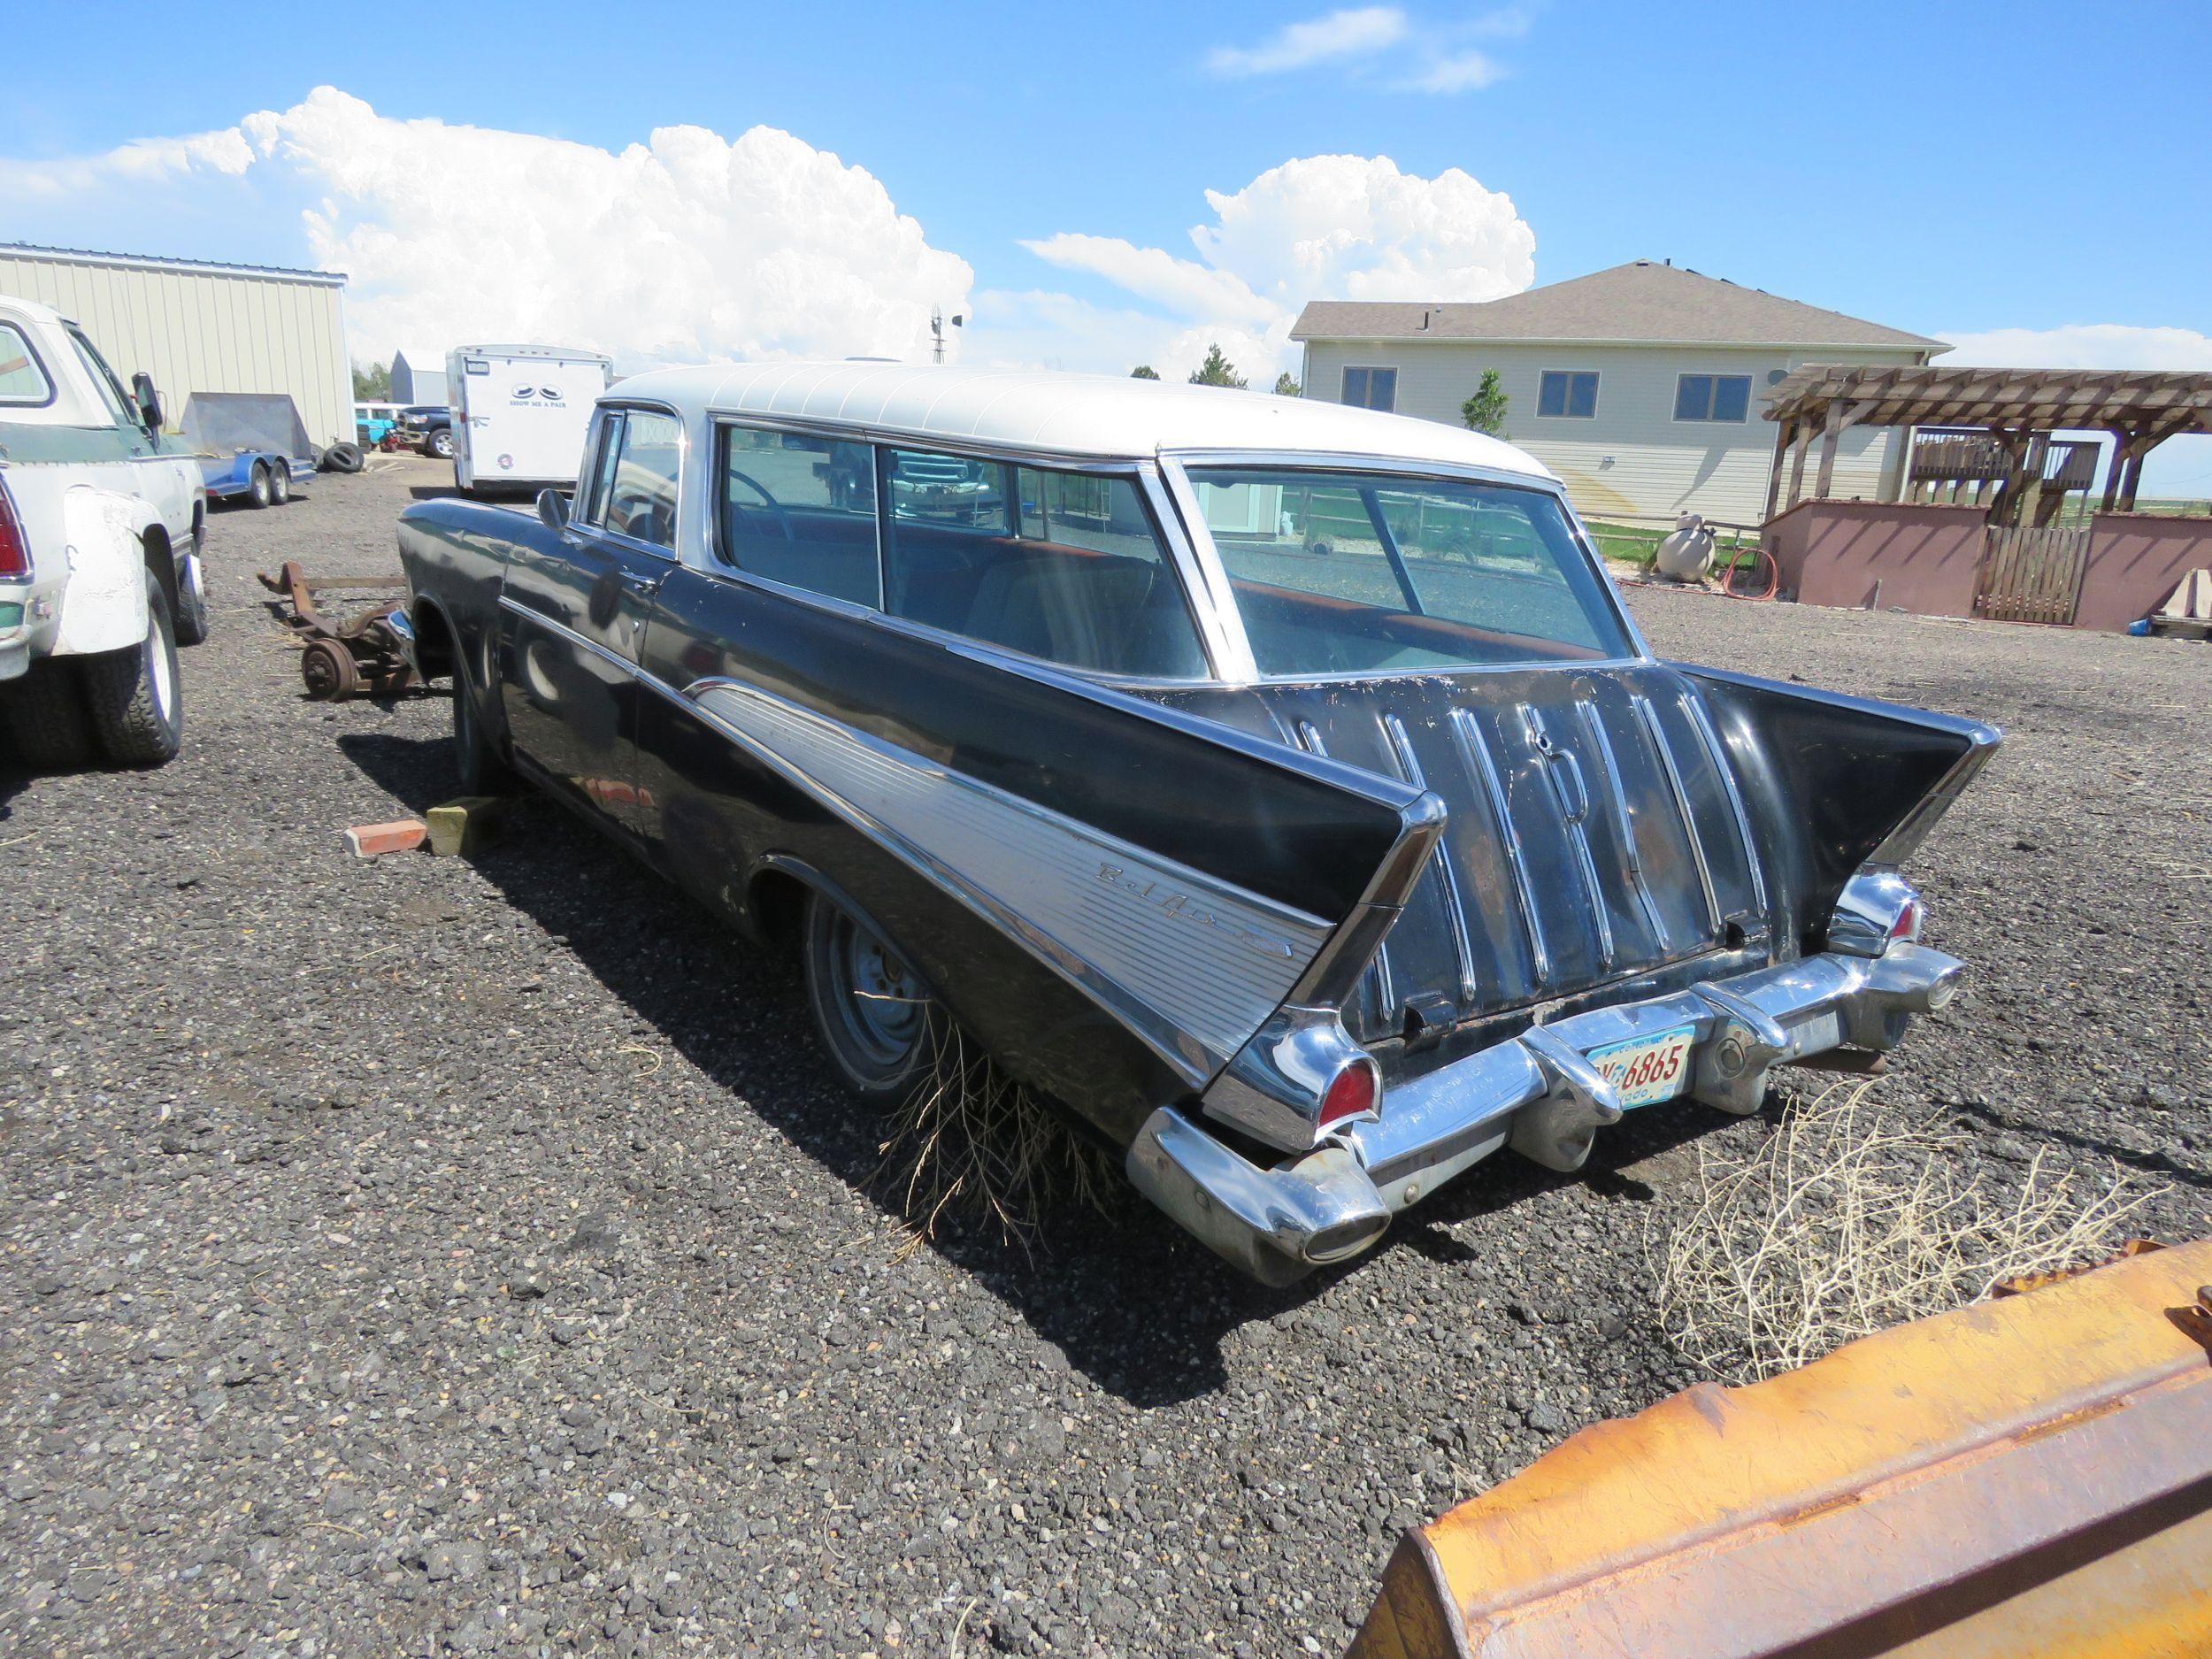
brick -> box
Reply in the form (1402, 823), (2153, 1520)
(344, 819), (427, 858)
(426, 796), (509, 857)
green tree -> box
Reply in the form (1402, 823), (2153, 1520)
(1272, 372), (1302, 397)
(1129, 364), (1160, 380)
(1461, 368), (1509, 436)
(1187, 343), (1247, 388)
(352, 361), (392, 400)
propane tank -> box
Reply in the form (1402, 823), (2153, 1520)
(1654, 512), (1717, 583)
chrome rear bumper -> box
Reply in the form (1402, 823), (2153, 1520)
(1127, 942), (1964, 1286)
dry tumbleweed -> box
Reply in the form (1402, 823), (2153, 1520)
(874, 1020), (1120, 1255)
(1653, 1081), (2150, 1383)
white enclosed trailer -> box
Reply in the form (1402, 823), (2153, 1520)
(447, 344), (613, 495)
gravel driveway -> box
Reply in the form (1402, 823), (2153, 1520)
(5, 457), (2208, 1658)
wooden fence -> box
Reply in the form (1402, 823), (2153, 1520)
(1974, 526), (2093, 625)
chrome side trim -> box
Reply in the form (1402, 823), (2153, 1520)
(1292, 717), (1394, 1018)
(673, 673), (1333, 1082)
(1678, 687), (1770, 920)
(498, 593), (636, 674)
(1632, 691), (1722, 940)
(1577, 698), (1670, 953)
(1450, 705), (1548, 987)
(1381, 711), (1479, 1006)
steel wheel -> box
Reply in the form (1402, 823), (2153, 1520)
(300, 638), (358, 700)
(803, 892), (936, 1102)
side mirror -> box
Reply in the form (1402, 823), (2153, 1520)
(537, 488), (571, 532)
(130, 371), (164, 434)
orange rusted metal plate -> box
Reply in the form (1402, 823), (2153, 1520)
(1348, 1240), (2212, 1659)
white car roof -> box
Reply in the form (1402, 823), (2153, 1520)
(0, 292), (66, 327)
(611, 360), (1557, 480)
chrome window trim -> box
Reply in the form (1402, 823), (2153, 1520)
(583, 400), (687, 564)
(1157, 449), (1654, 680)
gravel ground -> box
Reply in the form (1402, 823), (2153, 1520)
(4, 457), (2208, 1659)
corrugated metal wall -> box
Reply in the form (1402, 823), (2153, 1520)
(0, 249), (351, 449)
(1302, 338), (1921, 526)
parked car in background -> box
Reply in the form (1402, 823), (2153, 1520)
(0, 292), (206, 768)
(445, 343), (613, 495)
(355, 401), (404, 449)
(393, 364), (1996, 1283)
(398, 403), (454, 459)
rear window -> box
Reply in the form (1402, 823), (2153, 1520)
(0, 324), (50, 404)
(1187, 466), (1633, 676)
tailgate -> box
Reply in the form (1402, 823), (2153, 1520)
(1161, 664), (1770, 1040)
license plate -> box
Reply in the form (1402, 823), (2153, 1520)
(1587, 1025), (1696, 1109)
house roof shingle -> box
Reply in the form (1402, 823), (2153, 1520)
(1289, 261), (1944, 352)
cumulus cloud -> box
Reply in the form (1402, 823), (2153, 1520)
(1012, 153), (1535, 381)
(0, 88), (972, 370)
(1206, 7), (1409, 76)
(1400, 50), (1505, 92)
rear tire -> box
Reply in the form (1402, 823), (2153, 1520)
(803, 891), (941, 1105)
(81, 570), (182, 768)
(1, 658), (99, 771)
(427, 428), (455, 460)
(322, 442), (365, 473)
(268, 464), (291, 505)
(247, 464), (272, 509)
(451, 667), (515, 795)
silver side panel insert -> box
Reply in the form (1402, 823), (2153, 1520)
(680, 675), (1332, 1081)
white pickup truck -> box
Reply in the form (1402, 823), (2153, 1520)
(0, 293), (208, 768)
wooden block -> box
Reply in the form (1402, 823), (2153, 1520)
(346, 819), (427, 858)
(426, 796), (509, 857)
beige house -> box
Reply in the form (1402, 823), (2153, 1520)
(0, 242), (352, 450)
(1291, 261), (1944, 526)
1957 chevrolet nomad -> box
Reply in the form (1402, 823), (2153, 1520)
(395, 363), (1996, 1284)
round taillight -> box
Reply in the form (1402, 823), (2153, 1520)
(1318, 1060), (1379, 1128)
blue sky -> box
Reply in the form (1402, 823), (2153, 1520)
(4, 1), (2208, 485)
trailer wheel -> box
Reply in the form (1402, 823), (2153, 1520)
(0, 657), (99, 771)
(803, 891), (941, 1105)
(427, 427), (455, 460)
(80, 568), (182, 768)
(269, 464), (291, 506)
(299, 638), (359, 701)
(247, 463), (272, 509)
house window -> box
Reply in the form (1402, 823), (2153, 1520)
(1340, 366), (1397, 411)
(1537, 370), (1599, 419)
(1675, 373), (1752, 422)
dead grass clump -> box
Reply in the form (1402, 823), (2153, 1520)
(874, 1021), (1120, 1256)
(1654, 1081), (2150, 1383)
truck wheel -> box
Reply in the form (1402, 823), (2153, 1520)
(248, 464), (272, 509)
(0, 658), (99, 771)
(803, 891), (941, 1105)
(428, 428), (456, 460)
(322, 442), (365, 474)
(451, 669), (515, 795)
(81, 569), (182, 768)
(269, 464), (291, 505)
(173, 529), (211, 648)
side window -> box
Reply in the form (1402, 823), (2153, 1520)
(579, 411), (624, 527)
(717, 425), (880, 607)
(881, 448), (1207, 678)
(0, 324), (53, 404)
(603, 411), (682, 550)
(66, 327), (139, 429)
(1537, 370), (1599, 419)
(1341, 366), (1397, 411)
(1676, 373), (1751, 422)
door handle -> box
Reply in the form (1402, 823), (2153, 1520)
(618, 568), (667, 598)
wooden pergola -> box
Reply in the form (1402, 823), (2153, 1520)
(1763, 365), (2212, 525)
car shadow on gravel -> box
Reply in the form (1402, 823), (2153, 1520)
(334, 726), (1739, 1405)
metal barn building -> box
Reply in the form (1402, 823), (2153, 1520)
(0, 242), (352, 449)
(389, 347), (448, 408)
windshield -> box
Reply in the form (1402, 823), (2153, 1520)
(1187, 467), (1634, 676)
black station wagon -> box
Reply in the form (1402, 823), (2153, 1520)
(393, 363), (1995, 1283)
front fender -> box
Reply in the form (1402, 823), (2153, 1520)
(52, 485), (155, 656)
